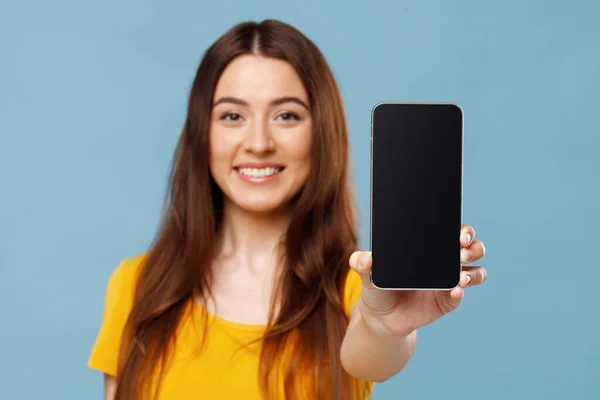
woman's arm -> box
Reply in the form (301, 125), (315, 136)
(104, 374), (117, 400)
(340, 302), (417, 382)
(342, 226), (486, 382)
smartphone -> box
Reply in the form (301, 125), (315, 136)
(370, 103), (463, 290)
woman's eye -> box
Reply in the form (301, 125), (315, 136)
(221, 112), (243, 121)
(277, 112), (300, 121)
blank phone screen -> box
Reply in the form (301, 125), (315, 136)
(370, 103), (463, 290)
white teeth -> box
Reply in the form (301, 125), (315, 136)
(237, 167), (281, 178)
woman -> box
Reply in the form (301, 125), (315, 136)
(88, 19), (487, 400)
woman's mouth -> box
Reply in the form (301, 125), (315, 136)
(236, 167), (283, 178)
(234, 165), (285, 184)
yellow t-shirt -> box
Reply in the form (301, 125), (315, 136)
(87, 254), (372, 399)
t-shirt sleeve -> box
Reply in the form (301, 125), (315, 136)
(87, 258), (139, 377)
(343, 268), (363, 319)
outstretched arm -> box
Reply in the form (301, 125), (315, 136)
(341, 224), (486, 382)
(341, 299), (417, 382)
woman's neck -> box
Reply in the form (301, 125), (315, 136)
(216, 200), (290, 274)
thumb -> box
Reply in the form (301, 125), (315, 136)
(440, 286), (465, 314)
(349, 251), (374, 288)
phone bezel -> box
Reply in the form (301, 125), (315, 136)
(369, 102), (464, 291)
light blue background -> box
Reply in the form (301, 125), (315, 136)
(1, 0), (598, 399)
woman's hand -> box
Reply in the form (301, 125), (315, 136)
(349, 224), (486, 338)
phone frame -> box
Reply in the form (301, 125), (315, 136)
(368, 102), (465, 291)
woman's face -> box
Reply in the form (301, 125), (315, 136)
(209, 55), (312, 214)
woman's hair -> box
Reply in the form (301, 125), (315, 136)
(115, 19), (368, 399)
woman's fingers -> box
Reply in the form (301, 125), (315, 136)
(461, 239), (486, 263)
(459, 266), (487, 288)
(350, 249), (486, 291)
(461, 224), (476, 247)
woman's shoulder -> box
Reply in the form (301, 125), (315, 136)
(109, 253), (147, 283)
(88, 253), (148, 376)
(101, 253), (147, 313)
(108, 253), (146, 285)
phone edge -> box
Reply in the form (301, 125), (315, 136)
(369, 102), (464, 291)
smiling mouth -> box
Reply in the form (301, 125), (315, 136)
(235, 167), (284, 178)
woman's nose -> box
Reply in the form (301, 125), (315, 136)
(243, 119), (275, 154)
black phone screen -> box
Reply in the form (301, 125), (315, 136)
(370, 103), (463, 290)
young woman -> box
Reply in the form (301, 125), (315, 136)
(88, 19), (487, 400)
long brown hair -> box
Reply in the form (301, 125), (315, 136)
(115, 19), (368, 400)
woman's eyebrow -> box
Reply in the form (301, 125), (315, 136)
(213, 96), (309, 110)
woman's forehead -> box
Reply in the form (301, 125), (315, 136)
(213, 55), (309, 106)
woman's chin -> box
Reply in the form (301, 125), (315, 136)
(221, 184), (304, 216)
(229, 197), (290, 215)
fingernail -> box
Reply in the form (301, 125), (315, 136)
(465, 274), (471, 285)
(464, 249), (473, 261)
(358, 253), (367, 268)
(466, 233), (472, 244)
